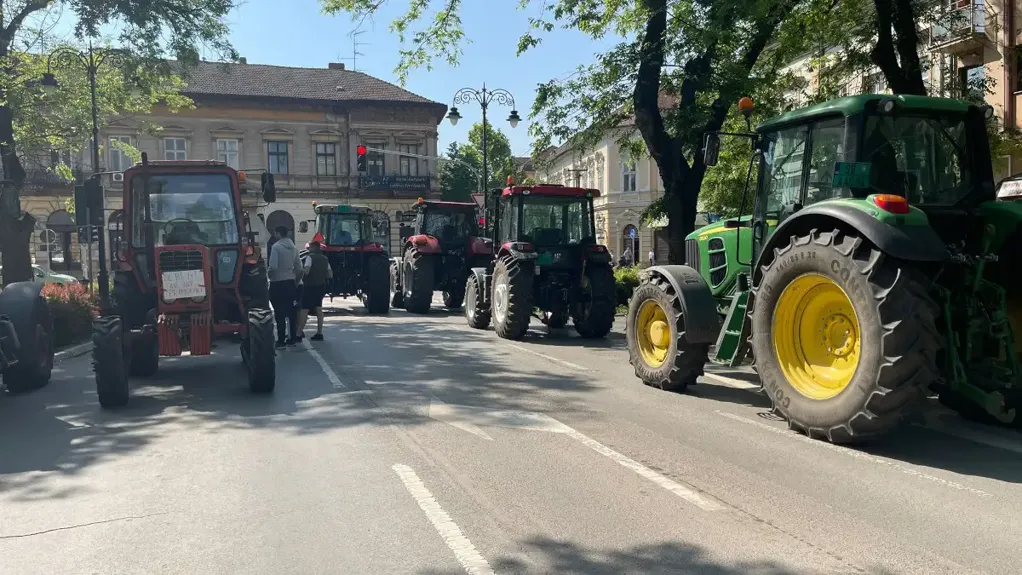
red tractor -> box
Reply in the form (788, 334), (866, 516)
(464, 184), (616, 339)
(299, 202), (390, 314)
(93, 155), (278, 407)
(390, 198), (493, 314)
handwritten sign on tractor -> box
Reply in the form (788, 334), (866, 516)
(832, 162), (871, 189)
(161, 270), (207, 301)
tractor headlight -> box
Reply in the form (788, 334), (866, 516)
(216, 249), (239, 284)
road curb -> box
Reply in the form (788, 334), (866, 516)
(55, 341), (91, 363)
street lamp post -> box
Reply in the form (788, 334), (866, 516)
(447, 85), (521, 193)
(40, 43), (139, 306)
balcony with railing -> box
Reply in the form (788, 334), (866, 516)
(928, 1), (1000, 64)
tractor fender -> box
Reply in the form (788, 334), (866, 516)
(468, 236), (494, 256)
(756, 203), (948, 284)
(407, 234), (442, 254)
(469, 267), (490, 304)
(642, 265), (720, 344)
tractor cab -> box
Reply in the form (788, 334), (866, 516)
(310, 203), (384, 252)
(492, 185), (606, 268)
(304, 203), (390, 313)
(413, 199), (480, 252)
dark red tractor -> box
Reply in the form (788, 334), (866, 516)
(464, 184), (615, 339)
(390, 198), (493, 314)
(298, 202), (390, 314)
(93, 155), (277, 407)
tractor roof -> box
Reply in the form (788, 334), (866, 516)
(415, 199), (476, 210)
(313, 203), (373, 215)
(502, 185), (600, 198)
(757, 94), (974, 132)
(124, 160), (237, 174)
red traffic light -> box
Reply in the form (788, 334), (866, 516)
(356, 145), (367, 155)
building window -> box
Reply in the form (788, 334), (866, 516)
(367, 144), (385, 176)
(398, 143), (419, 176)
(217, 139), (239, 169)
(108, 136), (133, 172)
(316, 142), (337, 176)
(621, 160), (636, 192)
(861, 71), (887, 94)
(267, 141), (289, 175)
(959, 65), (985, 101)
(164, 137), (187, 161)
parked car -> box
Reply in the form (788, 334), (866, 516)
(0, 265), (78, 286)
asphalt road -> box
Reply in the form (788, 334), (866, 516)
(2, 295), (1021, 574)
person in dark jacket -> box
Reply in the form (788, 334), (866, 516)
(298, 240), (332, 341)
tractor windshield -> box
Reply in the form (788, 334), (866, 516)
(318, 213), (367, 246)
(423, 208), (477, 243)
(860, 113), (973, 206)
(520, 195), (594, 246)
(132, 173), (240, 247)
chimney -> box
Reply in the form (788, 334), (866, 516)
(238, 57), (247, 64)
(328, 62), (346, 70)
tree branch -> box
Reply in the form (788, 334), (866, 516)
(632, 0), (675, 169)
(0, 0), (51, 54)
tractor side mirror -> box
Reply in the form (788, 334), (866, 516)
(703, 133), (721, 167)
(299, 221), (309, 233)
(261, 172), (276, 203)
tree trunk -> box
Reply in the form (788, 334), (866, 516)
(0, 95), (33, 285)
(870, 0), (928, 95)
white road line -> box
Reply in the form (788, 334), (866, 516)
(392, 464), (495, 575)
(562, 428), (723, 511)
(714, 410), (994, 498)
(302, 338), (347, 389)
(506, 343), (590, 372)
(702, 372), (761, 390)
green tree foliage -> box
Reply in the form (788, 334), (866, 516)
(438, 141), (480, 202)
(0, 0), (238, 284)
(467, 121), (514, 190)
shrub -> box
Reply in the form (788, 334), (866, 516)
(42, 282), (98, 347)
(614, 265), (641, 306)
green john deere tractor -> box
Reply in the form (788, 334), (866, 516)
(626, 94), (1022, 443)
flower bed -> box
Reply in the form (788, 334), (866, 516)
(42, 282), (98, 348)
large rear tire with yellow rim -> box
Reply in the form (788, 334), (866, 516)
(626, 276), (709, 392)
(751, 230), (940, 444)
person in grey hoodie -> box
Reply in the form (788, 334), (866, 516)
(267, 226), (303, 347)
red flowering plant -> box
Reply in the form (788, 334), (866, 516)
(41, 282), (98, 347)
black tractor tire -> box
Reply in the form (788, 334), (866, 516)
(492, 256), (533, 340)
(128, 333), (159, 377)
(572, 265), (616, 338)
(111, 271), (151, 330)
(93, 315), (129, 408)
(751, 230), (940, 444)
(625, 276), (709, 392)
(364, 255), (391, 314)
(246, 308), (276, 393)
(390, 260), (405, 308)
(443, 283), (465, 310)
(541, 311), (568, 329)
(0, 282), (54, 393)
(465, 273), (491, 329)
(404, 249), (435, 314)
(240, 260), (270, 309)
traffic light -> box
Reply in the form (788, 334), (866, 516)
(260, 172), (276, 203)
(73, 177), (103, 227)
(356, 145), (367, 173)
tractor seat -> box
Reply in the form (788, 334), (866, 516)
(331, 230), (353, 246)
(531, 228), (565, 246)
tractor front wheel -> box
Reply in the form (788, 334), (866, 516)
(390, 260), (404, 308)
(93, 316), (129, 408)
(573, 265), (616, 338)
(128, 333), (159, 377)
(626, 275), (709, 392)
(246, 308), (276, 393)
(465, 274), (491, 329)
(751, 230), (940, 444)
(365, 255), (390, 314)
(404, 250), (434, 314)
(492, 256), (533, 340)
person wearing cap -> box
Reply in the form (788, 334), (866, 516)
(299, 235), (332, 341)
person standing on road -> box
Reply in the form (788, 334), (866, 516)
(298, 240), (332, 341)
(267, 225), (303, 348)
(648, 248), (655, 267)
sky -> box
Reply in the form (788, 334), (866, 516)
(40, 0), (625, 157)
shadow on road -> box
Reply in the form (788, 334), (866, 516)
(420, 536), (898, 575)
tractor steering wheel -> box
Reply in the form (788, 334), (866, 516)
(164, 218), (198, 233)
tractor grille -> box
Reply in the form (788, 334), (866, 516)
(685, 239), (700, 272)
(708, 237), (727, 286)
(159, 249), (204, 273)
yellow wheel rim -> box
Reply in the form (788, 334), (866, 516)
(772, 273), (861, 400)
(636, 300), (671, 368)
